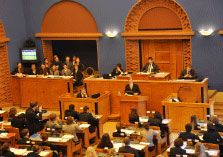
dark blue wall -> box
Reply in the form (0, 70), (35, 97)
(0, 0), (27, 72)
(1, 0), (223, 90)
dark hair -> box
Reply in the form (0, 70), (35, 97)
(207, 123), (215, 133)
(97, 133), (113, 149)
(116, 122), (122, 131)
(49, 113), (57, 121)
(191, 115), (198, 126)
(41, 133), (49, 142)
(212, 116), (219, 124)
(8, 107), (17, 119)
(0, 142), (10, 155)
(154, 111), (162, 120)
(69, 104), (75, 111)
(185, 124), (192, 132)
(21, 129), (29, 138)
(63, 63), (67, 67)
(32, 145), (40, 153)
(30, 101), (38, 108)
(129, 108), (138, 120)
(174, 138), (183, 147)
(83, 106), (89, 112)
(116, 64), (122, 68)
(144, 122), (150, 131)
(123, 137), (130, 146)
(66, 116), (73, 125)
(148, 57), (153, 60)
(18, 113), (25, 118)
(87, 68), (93, 75)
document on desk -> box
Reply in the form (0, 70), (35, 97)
(162, 119), (171, 124)
(139, 142), (150, 146)
(62, 135), (74, 139)
(113, 142), (124, 152)
(0, 133), (8, 138)
(206, 150), (218, 156)
(139, 117), (148, 123)
(186, 149), (195, 154)
(79, 124), (91, 129)
(48, 137), (61, 142)
(121, 129), (134, 135)
(39, 151), (51, 156)
(10, 148), (27, 155)
(130, 144), (146, 150)
(0, 110), (6, 114)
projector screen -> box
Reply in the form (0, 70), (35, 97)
(21, 49), (37, 61)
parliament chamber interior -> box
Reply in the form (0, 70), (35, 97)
(1, 0), (223, 156)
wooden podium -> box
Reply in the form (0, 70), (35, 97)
(59, 91), (110, 123)
(162, 94), (214, 131)
(119, 96), (147, 123)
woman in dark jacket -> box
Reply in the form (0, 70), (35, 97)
(97, 133), (113, 149)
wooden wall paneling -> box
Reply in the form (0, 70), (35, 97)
(11, 76), (21, 105)
(42, 40), (53, 62)
(176, 40), (183, 78)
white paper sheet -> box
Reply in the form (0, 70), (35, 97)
(120, 129), (134, 135)
(79, 124), (91, 128)
(48, 137), (61, 142)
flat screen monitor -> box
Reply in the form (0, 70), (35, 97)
(20, 48), (38, 63)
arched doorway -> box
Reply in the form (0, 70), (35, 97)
(122, 0), (194, 79)
(36, 1), (102, 72)
(0, 20), (13, 106)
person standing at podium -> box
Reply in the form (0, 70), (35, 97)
(124, 79), (141, 95)
(142, 57), (159, 73)
(179, 64), (197, 79)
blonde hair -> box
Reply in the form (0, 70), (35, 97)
(85, 146), (97, 157)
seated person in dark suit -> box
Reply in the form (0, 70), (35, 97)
(142, 57), (159, 73)
(148, 111), (165, 136)
(79, 106), (99, 133)
(129, 108), (139, 124)
(113, 122), (127, 138)
(0, 142), (15, 157)
(12, 62), (24, 75)
(38, 63), (48, 75)
(11, 113), (27, 132)
(118, 137), (139, 157)
(191, 115), (200, 130)
(27, 145), (41, 157)
(28, 64), (37, 75)
(64, 104), (79, 120)
(64, 56), (73, 71)
(73, 64), (83, 86)
(76, 57), (85, 72)
(124, 79), (141, 96)
(25, 101), (45, 135)
(203, 123), (223, 144)
(212, 116), (223, 132)
(170, 138), (187, 157)
(38, 133), (59, 157)
(76, 88), (88, 98)
(179, 64), (197, 79)
(17, 129), (34, 145)
(61, 64), (72, 76)
(97, 133), (113, 149)
(111, 63), (124, 77)
(8, 107), (17, 122)
(49, 64), (60, 76)
(178, 124), (200, 142)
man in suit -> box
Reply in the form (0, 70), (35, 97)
(61, 64), (72, 76)
(179, 64), (197, 79)
(118, 137), (139, 157)
(111, 63), (124, 77)
(79, 106), (98, 133)
(17, 128), (34, 145)
(178, 124), (200, 142)
(124, 79), (141, 95)
(49, 64), (60, 76)
(25, 101), (44, 135)
(142, 57), (159, 73)
(170, 138), (187, 156)
(113, 122), (127, 137)
(64, 56), (73, 71)
(76, 88), (88, 98)
(65, 104), (79, 120)
(212, 116), (223, 132)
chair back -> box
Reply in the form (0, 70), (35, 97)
(202, 142), (219, 150)
(4, 126), (20, 140)
(117, 152), (134, 157)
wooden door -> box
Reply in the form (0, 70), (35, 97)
(141, 40), (183, 79)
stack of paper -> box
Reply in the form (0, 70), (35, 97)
(139, 117), (148, 123)
(186, 149), (195, 154)
(0, 133), (8, 138)
(79, 124), (91, 129)
(10, 148), (27, 155)
(48, 137), (61, 142)
(130, 144), (146, 150)
(206, 150), (218, 156)
(0, 110), (6, 114)
(162, 119), (171, 124)
(39, 151), (51, 156)
(121, 129), (134, 135)
(62, 134), (74, 139)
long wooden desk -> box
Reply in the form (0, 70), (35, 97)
(162, 94), (214, 131)
(59, 91), (110, 123)
(84, 78), (208, 114)
(12, 75), (73, 108)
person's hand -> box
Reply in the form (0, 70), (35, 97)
(39, 106), (42, 112)
(134, 93), (138, 96)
